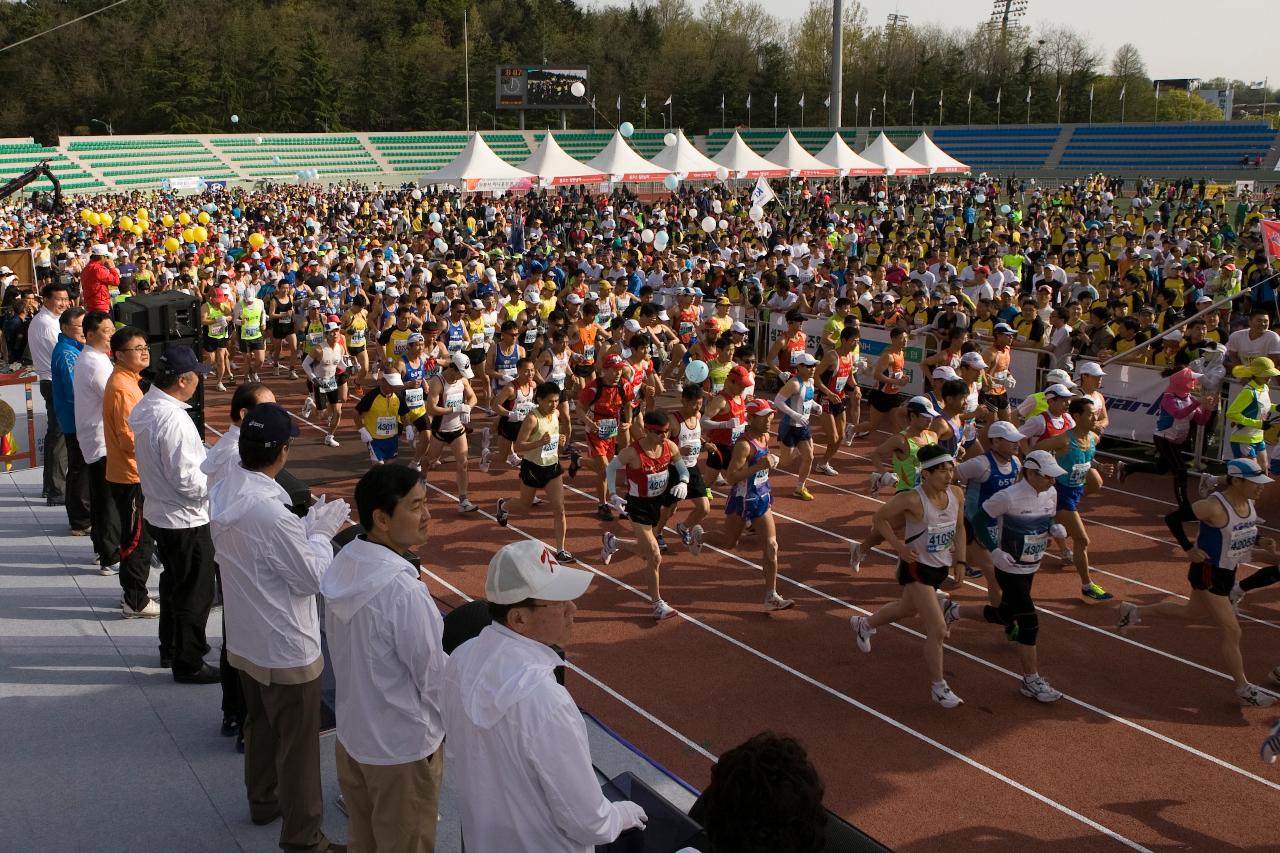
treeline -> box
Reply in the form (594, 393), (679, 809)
(0, 0), (1260, 141)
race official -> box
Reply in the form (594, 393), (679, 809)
(72, 310), (118, 574)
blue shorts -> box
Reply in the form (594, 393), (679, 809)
(369, 436), (399, 462)
(726, 492), (771, 522)
(1231, 440), (1265, 459)
(1054, 482), (1084, 513)
(779, 421), (812, 448)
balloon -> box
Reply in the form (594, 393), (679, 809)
(662, 174), (679, 191)
(570, 81), (586, 98)
(715, 166), (730, 181)
(749, 205), (764, 222)
(877, 190), (886, 199)
(1000, 204), (1012, 214)
(411, 189), (423, 200)
(192, 225), (207, 242)
(204, 203), (217, 214)
(431, 221), (443, 234)
(654, 230), (670, 250)
(177, 212), (191, 225)
(974, 193), (986, 204)
(701, 216), (717, 233)
(100, 213), (113, 228)
(119, 216), (133, 231)
(619, 121), (635, 138)
(309, 169), (320, 180)
(164, 237), (180, 252)
(254, 136), (263, 145)
(136, 207), (148, 220)
(230, 114), (239, 124)
(718, 219), (728, 231)
(433, 237), (448, 252)
(132, 224), (144, 236)
(663, 133), (677, 147)
(86, 212), (100, 226)
(79, 209), (92, 222)
(248, 233), (265, 248)
(181, 228), (195, 243)
(641, 228), (655, 243)
(272, 155), (282, 165)
(429, 211), (440, 224)
(161, 214), (174, 227)
(685, 360), (710, 384)
(687, 208), (699, 220)
(197, 211), (210, 224)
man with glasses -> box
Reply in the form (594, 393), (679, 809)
(29, 282), (70, 505)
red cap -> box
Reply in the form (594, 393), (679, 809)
(603, 354), (625, 369)
(973, 265), (990, 275)
(728, 365), (752, 384)
(746, 398), (773, 417)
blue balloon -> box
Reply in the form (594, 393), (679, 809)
(663, 174), (679, 191)
(684, 359), (710, 384)
(653, 230), (669, 250)
(429, 211), (441, 224)
(619, 121), (635, 138)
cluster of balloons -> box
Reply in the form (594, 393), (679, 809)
(653, 230), (669, 250)
(619, 121), (635, 138)
(180, 226), (209, 244)
(296, 168), (320, 181)
(640, 228), (655, 244)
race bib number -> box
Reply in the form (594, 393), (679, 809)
(445, 394), (464, 412)
(731, 420), (745, 442)
(1019, 530), (1049, 563)
(926, 522), (956, 554)
(317, 375), (338, 393)
(834, 375), (848, 392)
(374, 415), (398, 437)
(646, 470), (669, 494)
(597, 418), (618, 439)
(470, 333), (486, 349)
(540, 433), (560, 464)
(243, 324), (260, 338)
(210, 317), (228, 335)
(679, 322), (694, 337)
(447, 337), (465, 353)
(350, 329), (366, 346)
(1069, 461), (1091, 486)
(393, 339), (409, 357)
(752, 468), (770, 487)
(1229, 526), (1257, 559)
(711, 382), (724, 394)
(511, 401), (534, 421)
(307, 333), (324, 349)
(681, 439), (701, 463)
(582, 345), (596, 362)
(404, 387), (425, 409)
(524, 328), (538, 345)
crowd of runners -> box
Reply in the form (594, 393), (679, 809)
(4, 171), (1280, 761)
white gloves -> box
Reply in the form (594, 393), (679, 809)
(405, 424), (417, 443)
(304, 495), (351, 540)
(669, 482), (688, 500)
(608, 494), (628, 514)
(459, 404), (471, 425)
(856, 357), (869, 371)
(614, 800), (649, 832)
(766, 453), (780, 470)
(777, 371), (791, 383)
(358, 427), (372, 444)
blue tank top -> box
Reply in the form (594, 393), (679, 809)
(965, 451), (1019, 519)
(1056, 431), (1095, 489)
(938, 412), (962, 454)
(730, 438), (772, 502)
(1195, 492), (1258, 571)
(401, 357), (427, 411)
(444, 320), (468, 353)
(781, 381), (815, 431)
(494, 342), (520, 374)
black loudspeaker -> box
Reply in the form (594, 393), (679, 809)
(112, 291), (201, 341)
(274, 467), (314, 517)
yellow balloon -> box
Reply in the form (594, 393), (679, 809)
(181, 228), (195, 243)
(161, 214), (174, 227)
(80, 209), (93, 222)
(248, 233), (265, 249)
(164, 237), (180, 252)
(86, 212), (100, 226)
(132, 224), (144, 236)
(120, 216), (133, 231)
(177, 212), (192, 226)
(136, 207), (149, 220)
(192, 226), (208, 243)
(197, 211), (210, 224)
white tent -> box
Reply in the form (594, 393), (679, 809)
(418, 132), (535, 191)
(814, 132), (885, 176)
(520, 133), (606, 186)
(583, 131), (670, 182)
(709, 130), (789, 179)
(763, 130), (838, 177)
(648, 129), (721, 180)
(902, 134), (970, 174)
(858, 132), (929, 176)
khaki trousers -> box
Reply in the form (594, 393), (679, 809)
(335, 740), (443, 853)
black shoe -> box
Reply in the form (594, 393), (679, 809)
(160, 655), (173, 669)
(250, 809), (281, 826)
(596, 503), (614, 522)
(46, 497), (65, 507)
(173, 663), (221, 684)
(656, 533), (669, 554)
(553, 549), (574, 563)
(221, 717), (241, 737)
(568, 447), (582, 478)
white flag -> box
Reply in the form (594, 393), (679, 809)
(616, 95), (621, 111)
(823, 95), (831, 107)
(855, 91), (859, 108)
(1089, 84), (1094, 102)
(909, 90), (915, 106)
(750, 177), (777, 208)
(591, 95), (596, 109)
(938, 89), (943, 107)
(967, 88), (972, 105)
(1025, 86), (1031, 104)
(1250, 80), (1267, 90)
(663, 95), (672, 107)
(996, 87), (1002, 104)
(773, 93), (778, 109)
(1154, 82), (1161, 99)
(720, 93), (725, 109)
(1055, 86), (1062, 103)
(746, 93), (752, 108)
(1119, 84), (1126, 100)
(798, 93), (805, 108)
(640, 95), (647, 109)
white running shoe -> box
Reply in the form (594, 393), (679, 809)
(1199, 472), (1217, 499)
(301, 397), (316, 419)
(931, 682), (964, 709)
(1117, 601), (1140, 631)
(1262, 719), (1280, 764)
(814, 462), (839, 476)
(869, 472), (882, 496)
(479, 448), (492, 472)
(531, 495), (543, 506)
(289, 369), (298, 379)
(1229, 582), (1245, 611)
(506, 452), (520, 468)
(764, 591), (795, 612)
(937, 593), (960, 626)
(601, 531), (619, 565)
(849, 541), (864, 573)
(843, 422), (857, 445)
(98, 562), (119, 577)
(689, 524), (704, 556)
(652, 599), (677, 621)
(122, 599), (160, 619)
(216, 382), (226, 392)
(1020, 675), (1063, 703)
(851, 615), (873, 653)
(1237, 684), (1278, 708)
(457, 497), (478, 513)
(323, 434), (339, 447)
(480, 427), (492, 453)
(275, 365), (283, 376)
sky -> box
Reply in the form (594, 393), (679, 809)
(594, 0), (1277, 85)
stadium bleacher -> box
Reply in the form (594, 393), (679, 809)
(931, 126), (1062, 170)
(210, 135), (379, 181)
(66, 137), (234, 188)
(0, 139), (106, 192)
(369, 133), (531, 176)
(1058, 122), (1276, 170)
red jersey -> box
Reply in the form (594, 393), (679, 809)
(823, 351), (856, 400)
(625, 441), (674, 497)
(707, 393), (746, 446)
(778, 332), (807, 372)
(577, 379), (625, 418)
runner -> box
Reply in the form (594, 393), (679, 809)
(772, 351), (822, 500)
(342, 294), (371, 391)
(490, 356), (538, 467)
(1117, 457), (1278, 708)
(300, 320), (347, 447)
(981, 323), (1016, 422)
(690, 398), (796, 613)
(850, 444), (966, 709)
(672, 383), (712, 548)
(234, 286), (267, 383)
(494, 380), (573, 562)
(851, 326), (908, 440)
(600, 410), (693, 621)
(957, 420), (1025, 598)
(420, 352), (479, 513)
(266, 281), (298, 378)
(700, 365), (751, 489)
(354, 372), (408, 464)
(1223, 357), (1279, 475)
(570, 353), (632, 521)
(536, 329), (574, 442)
(814, 324), (862, 474)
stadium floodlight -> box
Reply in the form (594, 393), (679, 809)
(989, 0), (1028, 33)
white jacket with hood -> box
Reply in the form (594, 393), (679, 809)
(442, 623), (633, 853)
(321, 536), (446, 765)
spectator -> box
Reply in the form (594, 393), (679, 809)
(73, 310), (118, 575)
(442, 541), (648, 852)
(29, 281), (69, 505)
(129, 345), (218, 682)
(323, 464), (447, 853)
(103, 326), (156, 619)
(80, 244), (119, 314)
(50, 306), (89, 535)
(209, 402), (348, 853)
(201, 382), (276, 487)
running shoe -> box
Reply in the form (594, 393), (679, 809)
(568, 447), (582, 478)
(601, 531), (619, 565)
(1114, 460), (1129, 484)
(676, 522), (691, 547)
(814, 463), (839, 476)
(931, 681), (964, 709)
(553, 549), (574, 563)
(479, 449), (491, 472)
(458, 497), (478, 513)
(688, 525), (704, 556)
(652, 599), (677, 621)
(849, 541), (864, 573)
(656, 533), (669, 554)
(479, 427), (492, 453)
(596, 503), (614, 522)
(1116, 601), (1139, 631)
(793, 486), (815, 501)
(495, 498), (509, 527)
(965, 565), (983, 578)
(1263, 719), (1280, 764)
(842, 423), (857, 445)
(1020, 675), (1063, 703)
(850, 615), (874, 653)
(868, 472), (883, 496)
(1198, 471), (1217, 499)
(1082, 582), (1113, 601)
(532, 495), (543, 506)
(937, 593), (960, 627)
(275, 365), (283, 376)
(99, 562), (119, 577)
(1059, 545), (1074, 564)
(1229, 582), (1246, 611)
(216, 382), (227, 393)
(289, 369), (298, 379)
(764, 591), (795, 612)
(301, 397), (316, 419)
(1237, 684), (1278, 708)
(323, 434), (339, 447)
(506, 452), (520, 468)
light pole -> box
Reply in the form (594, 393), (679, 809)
(90, 118), (114, 135)
(868, 107), (876, 128)
(829, 0), (843, 128)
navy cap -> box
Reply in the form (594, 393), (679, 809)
(239, 403), (299, 448)
(156, 345), (211, 377)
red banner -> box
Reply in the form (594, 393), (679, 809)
(1262, 220), (1280, 263)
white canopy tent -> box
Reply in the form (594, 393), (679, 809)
(902, 134), (970, 174)
(858, 132), (929, 176)
(763, 131), (838, 177)
(648, 129), (721, 180)
(519, 133), (606, 186)
(710, 131), (789, 179)
(418, 132), (535, 191)
(814, 132), (885, 176)
(583, 131), (670, 182)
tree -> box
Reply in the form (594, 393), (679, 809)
(1110, 43), (1147, 81)
(292, 31), (346, 132)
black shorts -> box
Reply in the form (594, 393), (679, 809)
(520, 458), (562, 489)
(467, 348), (486, 367)
(979, 390), (1009, 411)
(202, 335), (227, 352)
(572, 364), (595, 379)
(348, 346), (365, 357)
(896, 559), (949, 589)
(868, 388), (899, 413)
(1188, 561), (1235, 597)
(625, 494), (673, 528)
(687, 463), (711, 499)
(272, 323), (295, 340)
(705, 442), (736, 471)
(433, 427), (466, 445)
(313, 387), (341, 408)
(238, 337), (266, 353)
(497, 417), (522, 442)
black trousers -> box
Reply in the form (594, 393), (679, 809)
(148, 523), (216, 675)
(64, 433), (92, 532)
(110, 481), (152, 610)
(38, 380), (66, 501)
(86, 457), (120, 567)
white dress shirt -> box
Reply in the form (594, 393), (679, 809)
(129, 386), (208, 528)
(200, 423), (240, 487)
(28, 307), (61, 381)
(322, 537), (447, 765)
(442, 624), (634, 853)
(209, 464), (328, 672)
(71, 347), (113, 463)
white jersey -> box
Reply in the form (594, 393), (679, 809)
(435, 377), (468, 433)
(904, 485), (958, 568)
(506, 383), (537, 423)
(1197, 493), (1257, 572)
(675, 415), (702, 467)
(982, 479), (1058, 575)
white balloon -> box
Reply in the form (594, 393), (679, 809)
(272, 155), (281, 165)
(254, 136), (263, 145)
(749, 205), (764, 222)
(641, 228), (655, 243)
(718, 219), (728, 231)
(688, 208), (699, 220)
(715, 166), (730, 181)
(412, 188), (423, 200)
(619, 121), (635, 138)
(570, 81), (586, 98)
(431, 221), (443, 234)
(663, 133), (677, 147)
(230, 114), (239, 124)
(974, 193), (987, 204)
(654, 231), (670, 249)
(662, 174), (679, 191)
(701, 216), (717, 232)
(711, 199), (722, 213)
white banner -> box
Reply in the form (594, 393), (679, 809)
(1091, 361), (1169, 441)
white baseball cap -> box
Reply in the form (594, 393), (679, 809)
(1076, 361), (1106, 378)
(623, 318), (642, 333)
(731, 321), (749, 334)
(932, 366), (960, 380)
(565, 293), (583, 304)
(382, 371), (404, 387)
(1044, 383), (1075, 399)
(987, 421), (1023, 442)
(1024, 449), (1067, 478)
(906, 395), (938, 417)
(450, 351), (474, 378)
(960, 351), (988, 370)
(1227, 457), (1273, 485)
(793, 352), (818, 367)
(485, 541), (593, 605)
(1044, 369), (1077, 388)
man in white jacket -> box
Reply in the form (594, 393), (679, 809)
(322, 464), (447, 853)
(200, 382), (276, 488)
(209, 403), (350, 853)
(442, 541), (648, 852)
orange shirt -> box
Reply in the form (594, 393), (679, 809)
(571, 322), (599, 366)
(103, 366), (143, 484)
